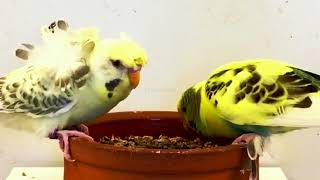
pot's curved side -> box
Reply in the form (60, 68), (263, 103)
(64, 111), (258, 180)
(65, 161), (252, 180)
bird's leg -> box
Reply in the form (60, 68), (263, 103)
(232, 133), (265, 159)
(56, 130), (94, 162)
(232, 133), (265, 180)
(48, 125), (94, 162)
(69, 124), (90, 135)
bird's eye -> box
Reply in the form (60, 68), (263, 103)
(111, 59), (122, 68)
(182, 107), (187, 113)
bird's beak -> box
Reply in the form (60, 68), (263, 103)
(128, 67), (141, 89)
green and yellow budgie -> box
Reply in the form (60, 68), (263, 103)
(177, 59), (320, 179)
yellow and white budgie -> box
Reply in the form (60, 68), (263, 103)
(177, 59), (320, 180)
(3, 20), (148, 161)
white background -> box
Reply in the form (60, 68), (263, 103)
(1, 0), (320, 178)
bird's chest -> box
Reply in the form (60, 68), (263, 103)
(66, 88), (123, 127)
(202, 116), (241, 138)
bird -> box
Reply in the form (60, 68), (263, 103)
(177, 59), (320, 180)
(2, 20), (148, 161)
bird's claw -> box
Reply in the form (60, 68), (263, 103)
(49, 124), (93, 162)
(70, 124), (90, 135)
(232, 133), (265, 180)
(57, 130), (94, 162)
(232, 133), (265, 160)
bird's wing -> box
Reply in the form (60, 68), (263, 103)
(15, 20), (99, 67)
(205, 60), (320, 127)
(0, 61), (90, 118)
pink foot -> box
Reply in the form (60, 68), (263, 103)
(232, 133), (265, 159)
(232, 133), (258, 145)
(70, 124), (90, 135)
(57, 130), (94, 162)
(232, 133), (265, 180)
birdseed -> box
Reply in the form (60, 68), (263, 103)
(99, 135), (218, 149)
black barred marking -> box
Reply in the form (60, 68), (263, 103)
(72, 65), (90, 80)
(221, 88), (227, 96)
(240, 81), (246, 89)
(64, 89), (72, 97)
(8, 101), (20, 109)
(57, 20), (68, 30)
(278, 73), (300, 83)
(42, 98), (48, 108)
(210, 85), (218, 91)
(259, 88), (266, 97)
(47, 97), (53, 106)
(264, 83), (276, 92)
(285, 71), (296, 76)
(218, 83), (225, 90)
(49, 22), (56, 29)
(19, 105), (30, 110)
(41, 84), (48, 91)
(248, 73), (261, 85)
(251, 93), (261, 103)
(226, 80), (232, 87)
(29, 108), (41, 114)
(76, 79), (86, 88)
(33, 97), (39, 107)
(263, 98), (277, 104)
(59, 95), (71, 104)
(246, 65), (256, 72)
(244, 85), (252, 94)
(291, 79), (311, 86)
(293, 97), (312, 108)
(210, 69), (229, 79)
(12, 83), (19, 88)
(9, 94), (17, 98)
(235, 92), (245, 104)
(3, 101), (10, 106)
(270, 86), (285, 98)
(56, 96), (64, 104)
(208, 92), (213, 99)
(253, 86), (259, 93)
(214, 100), (218, 107)
(22, 43), (34, 50)
(234, 68), (243, 75)
(39, 108), (58, 115)
(287, 85), (317, 95)
(15, 49), (29, 60)
(52, 96), (60, 106)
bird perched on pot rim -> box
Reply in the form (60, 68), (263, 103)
(2, 20), (148, 161)
(177, 59), (320, 180)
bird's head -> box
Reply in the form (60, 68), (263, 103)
(83, 34), (147, 101)
(177, 86), (202, 132)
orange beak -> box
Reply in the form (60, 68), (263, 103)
(128, 70), (141, 89)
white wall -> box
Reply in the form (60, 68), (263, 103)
(1, 0), (320, 178)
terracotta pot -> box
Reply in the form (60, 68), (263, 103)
(64, 111), (258, 180)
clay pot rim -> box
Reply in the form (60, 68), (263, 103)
(72, 111), (247, 155)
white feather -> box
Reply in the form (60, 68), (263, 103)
(269, 96), (320, 127)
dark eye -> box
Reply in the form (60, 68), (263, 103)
(182, 107), (187, 112)
(111, 59), (122, 68)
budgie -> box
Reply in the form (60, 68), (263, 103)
(177, 59), (320, 180)
(2, 20), (148, 161)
